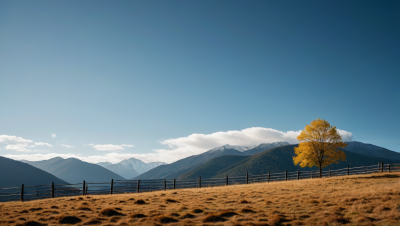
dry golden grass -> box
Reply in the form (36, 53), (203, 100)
(1, 172), (400, 225)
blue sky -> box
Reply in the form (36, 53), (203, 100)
(0, 0), (399, 163)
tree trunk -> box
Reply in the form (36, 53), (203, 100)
(319, 163), (322, 178)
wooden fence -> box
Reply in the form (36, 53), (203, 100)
(1, 162), (399, 202)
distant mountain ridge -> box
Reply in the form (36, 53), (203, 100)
(97, 158), (165, 179)
(344, 141), (400, 160)
(134, 142), (290, 180)
(23, 157), (125, 184)
(0, 156), (67, 188)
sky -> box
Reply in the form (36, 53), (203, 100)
(0, 0), (399, 164)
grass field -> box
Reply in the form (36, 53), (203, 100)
(1, 172), (399, 226)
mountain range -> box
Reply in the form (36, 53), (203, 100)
(133, 142), (290, 179)
(97, 158), (165, 179)
(136, 141), (399, 180)
(23, 157), (125, 184)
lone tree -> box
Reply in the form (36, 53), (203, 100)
(293, 118), (347, 178)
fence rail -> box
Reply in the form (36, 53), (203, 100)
(1, 162), (399, 202)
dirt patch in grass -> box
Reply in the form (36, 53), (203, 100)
(16, 221), (46, 226)
(134, 199), (146, 204)
(165, 198), (179, 203)
(218, 209), (238, 218)
(193, 208), (204, 213)
(98, 208), (125, 217)
(202, 213), (226, 223)
(129, 213), (147, 218)
(169, 213), (180, 217)
(153, 215), (179, 223)
(77, 206), (92, 211)
(239, 199), (251, 204)
(322, 215), (349, 226)
(56, 215), (82, 224)
(241, 208), (256, 213)
(29, 208), (43, 212)
(180, 213), (195, 219)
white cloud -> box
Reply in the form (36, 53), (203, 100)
(0, 135), (33, 144)
(3, 127), (352, 164)
(0, 135), (53, 152)
(89, 144), (134, 152)
(5, 144), (32, 152)
(61, 144), (74, 148)
(52, 133), (56, 138)
(337, 129), (353, 142)
(33, 142), (52, 147)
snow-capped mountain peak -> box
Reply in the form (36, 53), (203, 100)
(97, 158), (166, 179)
(210, 142), (291, 153)
(256, 142), (290, 149)
(209, 144), (254, 152)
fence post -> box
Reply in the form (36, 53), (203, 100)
(329, 168), (331, 177)
(37, 187), (38, 198)
(173, 179), (176, 189)
(82, 180), (85, 196)
(199, 176), (201, 188)
(378, 162), (380, 172)
(137, 180), (140, 193)
(268, 171), (270, 183)
(311, 171), (313, 179)
(20, 184), (24, 202)
(388, 164), (391, 173)
(285, 170), (287, 181)
(110, 179), (114, 195)
(164, 179), (166, 191)
(51, 182), (55, 198)
(347, 165), (349, 175)
(297, 170), (300, 180)
(86, 184), (88, 195)
(226, 175), (228, 186)
(381, 162), (384, 172)
(246, 172), (248, 184)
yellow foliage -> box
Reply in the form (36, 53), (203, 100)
(293, 118), (347, 171)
